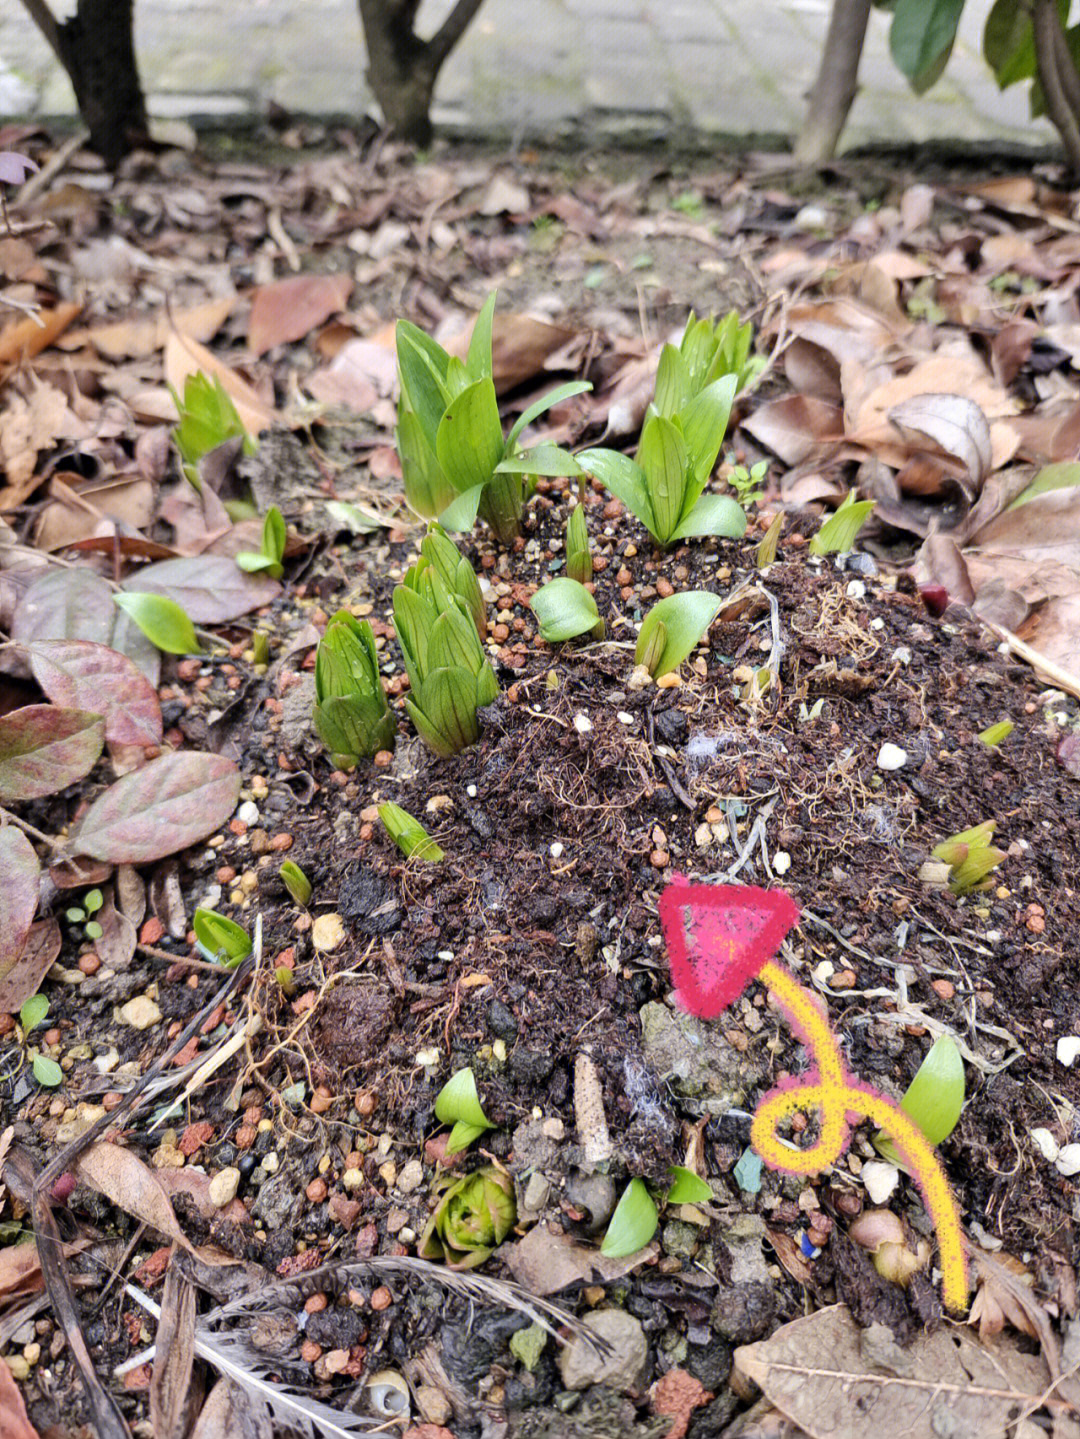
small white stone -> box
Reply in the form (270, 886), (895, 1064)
(437, 950), (454, 962)
(209, 1166), (240, 1208)
(120, 995), (161, 1031)
(467, 784), (478, 798)
(549, 841), (564, 859)
(237, 800), (260, 826)
(1031, 1127), (1060, 1162)
(617, 712), (635, 725)
(811, 960), (835, 986)
(1057, 1144), (1080, 1177)
(342, 1167), (364, 1191)
(492, 1038), (507, 1062)
(870, 617), (885, 630)
(890, 646), (912, 666)
(396, 1159), (424, 1194)
(262, 1152), (279, 1174)
(573, 713), (593, 734)
(1057, 1036), (1080, 1067)
(415, 1047), (440, 1067)
(862, 1160), (900, 1205)
(876, 743), (908, 771)
(846, 580), (866, 599)
(626, 664), (654, 690)
(694, 823), (713, 849)
(311, 912), (345, 952)
(773, 851), (791, 876)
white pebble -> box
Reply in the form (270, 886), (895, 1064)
(573, 713), (593, 734)
(1031, 1127), (1060, 1162)
(890, 647), (912, 666)
(876, 743), (908, 771)
(617, 712), (635, 725)
(467, 784), (478, 798)
(1057, 1037), (1080, 1068)
(1057, 1144), (1080, 1177)
(846, 580), (866, 599)
(862, 1161), (900, 1205)
(773, 851), (791, 876)
(209, 1167), (240, 1208)
(549, 842), (564, 859)
(237, 800), (260, 826)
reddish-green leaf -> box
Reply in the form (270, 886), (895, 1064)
(0, 827), (42, 983)
(0, 918), (61, 1016)
(123, 555), (280, 623)
(0, 706), (105, 801)
(11, 566), (160, 686)
(27, 640), (163, 748)
(70, 752), (241, 863)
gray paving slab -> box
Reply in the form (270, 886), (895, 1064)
(0, 0), (1058, 151)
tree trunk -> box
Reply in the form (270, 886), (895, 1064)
(19, 0), (148, 167)
(794, 0), (872, 165)
(58, 0), (148, 167)
(357, 0), (485, 144)
(1033, 0), (1080, 179)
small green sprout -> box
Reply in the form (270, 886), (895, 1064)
(16, 995), (62, 1088)
(170, 372), (256, 491)
(236, 506), (286, 579)
(601, 1167), (713, 1257)
(756, 511), (783, 569)
(278, 860), (312, 907)
(635, 592), (721, 679)
(396, 292), (589, 544)
(978, 721), (1014, 747)
(65, 887), (104, 942)
(874, 1034), (965, 1166)
(434, 1066), (494, 1154)
(274, 966), (296, 997)
(418, 1166), (516, 1269)
(530, 577), (605, 643)
(726, 457), (768, 507)
(809, 490), (875, 556)
(931, 820), (1006, 895)
(565, 505), (593, 585)
(662, 311), (765, 405)
(378, 802), (444, 862)
(393, 536), (498, 757)
(312, 611), (396, 768)
(192, 908), (252, 968)
(113, 592), (201, 655)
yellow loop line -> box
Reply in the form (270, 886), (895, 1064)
(753, 960), (968, 1314)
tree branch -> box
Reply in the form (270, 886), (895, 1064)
(1033, 0), (1080, 178)
(427, 0), (486, 71)
(1050, 5), (1080, 130)
(17, 0), (62, 61)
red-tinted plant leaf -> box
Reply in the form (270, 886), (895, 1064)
(0, 705), (104, 801)
(92, 890), (137, 970)
(0, 918), (61, 1016)
(27, 640), (163, 748)
(70, 751), (240, 863)
(122, 556), (280, 624)
(0, 150), (39, 184)
(11, 567), (160, 687)
(0, 827), (41, 983)
(920, 584), (950, 618)
(48, 857), (114, 890)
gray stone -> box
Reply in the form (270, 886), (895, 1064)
(488, 998), (519, 1041)
(661, 1218), (701, 1259)
(564, 1170), (618, 1234)
(512, 1119), (561, 1172)
(558, 1309), (649, 1392)
(251, 1169), (300, 1229)
(639, 1002), (766, 1107)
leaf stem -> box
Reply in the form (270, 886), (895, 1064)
(0, 807), (63, 850)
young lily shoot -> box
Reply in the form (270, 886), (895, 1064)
(530, 577), (605, 642)
(396, 292), (590, 544)
(635, 592), (721, 679)
(312, 611), (396, 769)
(378, 802), (445, 862)
(434, 1066), (495, 1153)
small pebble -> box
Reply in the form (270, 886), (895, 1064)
(237, 800), (260, 826)
(209, 1167), (240, 1207)
(876, 743), (908, 771)
(1057, 1036), (1080, 1067)
(120, 996), (162, 1031)
(312, 913), (346, 952)
(370, 1286), (392, 1311)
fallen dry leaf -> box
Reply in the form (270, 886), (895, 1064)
(248, 272), (353, 357)
(734, 1304), (1053, 1439)
(0, 1358), (39, 1439)
(163, 329), (276, 436)
(503, 1222), (658, 1295)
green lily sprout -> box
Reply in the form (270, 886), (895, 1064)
(635, 591), (721, 679)
(565, 505), (593, 584)
(931, 820), (1006, 896)
(396, 292), (589, 545)
(419, 1166), (517, 1269)
(312, 611), (396, 769)
(657, 310), (765, 413)
(578, 380), (746, 550)
(408, 524), (487, 638)
(393, 538), (499, 757)
(170, 372), (256, 491)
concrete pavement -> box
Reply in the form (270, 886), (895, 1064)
(0, 0), (1055, 151)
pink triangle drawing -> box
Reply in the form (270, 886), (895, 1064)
(658, 877), (800, 1018)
